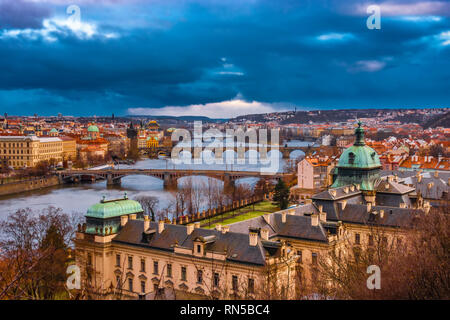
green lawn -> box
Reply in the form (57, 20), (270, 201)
(202, 201), (279, 229)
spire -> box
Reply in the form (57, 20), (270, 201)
(354, 120), (365, 146)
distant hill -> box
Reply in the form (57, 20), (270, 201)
(129, 115), (227, 123)
(421, 110), (450, 129)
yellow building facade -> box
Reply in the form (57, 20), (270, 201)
(0, 136), (64, 168)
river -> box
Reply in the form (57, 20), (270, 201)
(0, 140), (312, 219)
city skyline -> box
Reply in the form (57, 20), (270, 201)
(0, 0), (449, 118)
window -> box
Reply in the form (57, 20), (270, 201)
(197, 244), (201, 253)
(368, 235), (374, 246)
(312, 252), (318, 265)
(153, 261), (159, 275)
(297, 250), (302, 263)
(181, 266), (187, 281)
(197, 270), (203, 284)
(115, 254), (121, 267)
(116, 276), (121, 289)
(348, 152), (355, 164)
(232, 275), (238, 291)
(140, 259), (146, 272)
(355, 233), (360, 245)
(248, 278), (255, 294)
(128, 278), (133, 292)
(140, 281), (146, 294)
(87, 253), (92, 266)
(128, 256), (133, 269)
(214, 273), (220, 287)
(167, 264), (172, 278)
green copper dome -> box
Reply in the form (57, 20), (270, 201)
(86, 196), (143, 219)
(87, 125), (99, 132)
(50, 128), (58, 133)
(331, 121), (381, 191)
(337, 122), (381, 169)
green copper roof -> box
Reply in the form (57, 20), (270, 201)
(336, 122), (381, 169)
(87, 125), (99, 132)
(331, 121), (381, 191)
(86, 196), (143, 219)
(50, 128), (58, 133)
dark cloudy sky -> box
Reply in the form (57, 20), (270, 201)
(0, 0), (449, 118)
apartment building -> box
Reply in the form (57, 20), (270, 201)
(297, 156), (337, 190)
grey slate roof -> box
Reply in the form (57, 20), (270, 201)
(228, 212), (329, 243)
(312, 184), (362, 201)
(113, 220), (276, 266)
(338, 204), (422, 228)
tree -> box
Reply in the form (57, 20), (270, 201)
(310, 207), (450, 300)
(273, 179), (290, 209)
(134, 195), (159, 221)
(0, 207), (80, 299)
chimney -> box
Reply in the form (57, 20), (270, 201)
(263, 214), (271, 224)
(350, 185), (355, 192)
(249, 232), (258, 246)
(338, 200), (347, 211)
(367, 202), (372, 212)
(281, 212), (287, 223)
(385, 182), (390, 190)
(427, 182), (433, 190)
(319, 211), (327, 222)
(194, 222), (200, 229)
(448, 178), (450, 186)
(434, 171), (439, 178)
(329, 189), (336, 197)
(318, 205), (323, 213)
(343, 186), (349, 194)
(418, 175), (422, 183)
(311, 214), (319, 227)
(356, 184), (361, 190)
(400, 203), (406, 208)
(260, 228), (269, 241)
(144, 215), (150, 230)
(186, 224), (194, 235)
(215, 224), (222, 232)
(129, 214), (137, 220)
(379, 209), (384, 218)
(120, 215), (129, 227)
(158, 220), (165, 234)
(388, 175), (393, 182)
(222, 225), (230, 234)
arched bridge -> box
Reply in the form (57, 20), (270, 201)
(59, 169), (290, 189)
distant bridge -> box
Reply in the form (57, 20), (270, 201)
(139, 145), (319, 159)
(59, 169), (290, 189)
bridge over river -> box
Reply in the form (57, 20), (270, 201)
(59, 169), (290, 189)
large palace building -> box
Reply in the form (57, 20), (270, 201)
(0, 135), (64, 169)
(74, 122), (430, 299)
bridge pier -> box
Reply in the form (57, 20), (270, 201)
(107, 174), (121, 187)
(163, 173), (177, 189)
(223, 174), (235, 191)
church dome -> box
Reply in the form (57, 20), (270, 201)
(331, 121), (381, 191)
(87, 125), (99, 133)
(337, 122), (381, 169)
(337, 145), (381, 169)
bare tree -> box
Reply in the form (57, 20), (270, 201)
(0, 207), (79, 300)
(134, 195), (159, 221)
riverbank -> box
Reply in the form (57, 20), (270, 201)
(0, 175), (60, 197)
